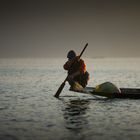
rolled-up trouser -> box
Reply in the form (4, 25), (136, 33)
(68, 71), (89, 88)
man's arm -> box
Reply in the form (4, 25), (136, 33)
(63, 56), (80, 70)
(67, 59), (86, 80)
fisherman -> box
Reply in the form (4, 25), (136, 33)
(63, 50), (89, 90)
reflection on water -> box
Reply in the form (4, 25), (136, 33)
(63, 99), (90, 130)
(0, 58), (140, 140)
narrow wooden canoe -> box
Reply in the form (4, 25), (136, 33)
(70, 87), (140, 99)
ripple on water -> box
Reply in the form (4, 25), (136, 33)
(0, 135), (18, 140)
(0, 58), (140, 140)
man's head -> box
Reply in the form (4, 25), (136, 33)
(67, 50), (76, 60)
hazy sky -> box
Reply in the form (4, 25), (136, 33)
(0, 0), (140, 58)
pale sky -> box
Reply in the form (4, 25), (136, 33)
(0, 0), (140, 58)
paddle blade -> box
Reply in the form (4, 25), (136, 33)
(54, 82), (65, 98)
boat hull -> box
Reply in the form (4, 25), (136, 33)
(70, 87), (140, 99)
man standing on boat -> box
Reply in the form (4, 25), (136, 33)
(63, 50), (89, 91)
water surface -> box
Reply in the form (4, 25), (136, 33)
(0, 58), (140, 140)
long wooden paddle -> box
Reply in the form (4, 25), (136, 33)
(54, 43), (88, 98)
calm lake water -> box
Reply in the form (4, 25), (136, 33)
(0, 58), (140, 140)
